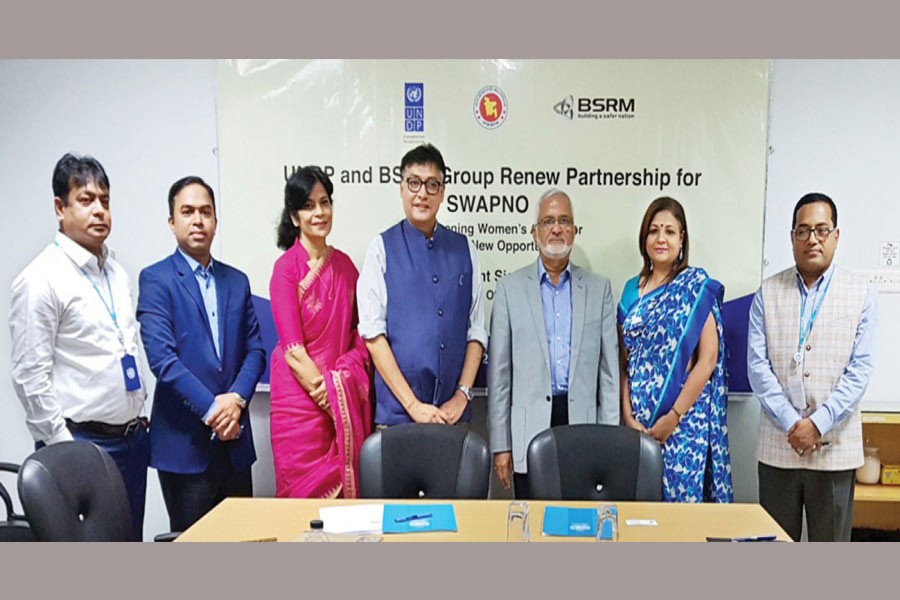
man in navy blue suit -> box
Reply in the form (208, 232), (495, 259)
(137, 176), (266, 532)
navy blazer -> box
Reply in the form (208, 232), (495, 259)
(137, 250), (266, 474)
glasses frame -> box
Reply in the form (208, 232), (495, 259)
(537, 216), (575, 229)
(792, 226), (835, 242)
(405, 177), (444, 195)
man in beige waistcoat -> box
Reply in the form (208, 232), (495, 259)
(748, 192), (877, 542)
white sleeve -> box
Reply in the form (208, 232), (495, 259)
(9, 271), (74, 444)
(356, 236), (388, 340)
(466, 238), (487, 347)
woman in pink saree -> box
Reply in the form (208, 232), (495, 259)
(269, 166), (371, 498)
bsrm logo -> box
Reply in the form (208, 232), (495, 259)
(578, 98), (635, 113)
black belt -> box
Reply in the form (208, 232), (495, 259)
(65, 417), (148, 438)
(550, 394), (568, 428)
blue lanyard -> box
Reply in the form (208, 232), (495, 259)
(797, 271), (832, 354)
(55, 240), (119, 331)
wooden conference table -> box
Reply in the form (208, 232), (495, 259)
(176, 498), (791, 542)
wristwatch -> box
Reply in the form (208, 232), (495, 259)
(456, 385), (474, 402)
(234, 393), (248, 410)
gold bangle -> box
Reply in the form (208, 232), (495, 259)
(672, 407), (684, 422)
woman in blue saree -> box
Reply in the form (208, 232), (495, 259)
(618, 197), (733, 503)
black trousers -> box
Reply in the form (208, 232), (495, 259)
(513, 394), (569, 500)
(158, 443), (253, 532)
(758, 462), (855, 542)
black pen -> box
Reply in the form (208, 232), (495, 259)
(706, 535), (777, 542)
(394, 513), (432, 523)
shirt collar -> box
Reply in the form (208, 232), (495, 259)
(537, 258), (572, 285)
(177, 247), (215, 276)
(793, 260), (835, 293)
(403, 218), (441, 241)
(55, 231), (110, 272)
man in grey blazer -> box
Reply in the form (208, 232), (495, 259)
(488, 189), (619, 498)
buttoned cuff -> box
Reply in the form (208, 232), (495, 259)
(808, 408), (834, 437)
(776, 403), (804, 433)
(202, 401), (217, 424)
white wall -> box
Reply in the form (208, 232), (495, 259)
(765, 60), (900, 413)
(0, 59), (277, 540)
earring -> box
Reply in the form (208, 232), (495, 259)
(678, 247), (683, 261)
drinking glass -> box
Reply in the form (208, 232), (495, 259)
(597, 503), (618, 542)
(506, 501), (530, 542)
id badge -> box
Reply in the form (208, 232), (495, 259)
(785, 356), (806, 412)
(121, 354), (142, 391)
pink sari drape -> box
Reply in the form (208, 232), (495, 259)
(269, 241), (371, 498)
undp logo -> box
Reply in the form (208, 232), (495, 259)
(405, 82), (424, 133)
(406, 85), (423, 104)
(473, 86), (508, 130)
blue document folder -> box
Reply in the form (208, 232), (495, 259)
(541, 506), (597, 537)
(382, 504), (458, 534)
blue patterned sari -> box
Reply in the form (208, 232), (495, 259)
(618, 267), (733, 503)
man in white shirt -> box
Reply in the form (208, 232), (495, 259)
(10, 153), (149, 541)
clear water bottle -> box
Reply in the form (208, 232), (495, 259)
(302, 519), (330, 542)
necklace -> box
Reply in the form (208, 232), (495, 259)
(641, 272), (670, 296)
(630, 275), (670, 327)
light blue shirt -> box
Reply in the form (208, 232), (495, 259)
(747, 262), (878, 436)
(177, 249), (221, 424)
(538, 260), (572, 396)
(178, 248), (221, 359)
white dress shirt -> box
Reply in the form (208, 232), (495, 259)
(9, 231), (146, 444)
(356, 229), (487, 347)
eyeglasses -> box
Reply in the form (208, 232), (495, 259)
(792, 226), (834, 241)
(537, 216), (574, 229)
(405, 177), (443, 195)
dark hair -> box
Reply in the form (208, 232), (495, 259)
(399, 143), (446, 179)
(168, 176), (216, 217)
(277, 166), (334, 250)
(52, 153), (109, 204)
(792, 192), (837, 229)
(638, 196), (690, 284)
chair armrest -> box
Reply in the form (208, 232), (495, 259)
(0, 462), (26, 520)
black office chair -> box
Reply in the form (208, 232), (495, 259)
(526, 424), (663, 501)
(359, 423), (491, 499)
(0, 462), (35, 542)
(17, 441), (134, 541)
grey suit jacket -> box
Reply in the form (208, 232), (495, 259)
(487, 259), (619, 473)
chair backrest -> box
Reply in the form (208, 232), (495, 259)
(0, 462), (34, 542)
(18, 441), (133, 542)
(359, 423), (491, 499)
(526, 424), (663, 501)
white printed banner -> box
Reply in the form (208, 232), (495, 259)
(217, 59), (769, 312)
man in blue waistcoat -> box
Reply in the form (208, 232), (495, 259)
(357, 143), (486, 427)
